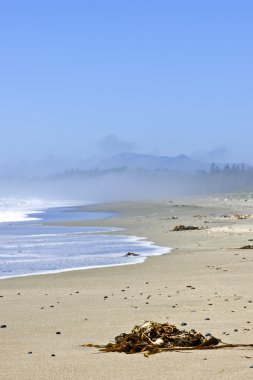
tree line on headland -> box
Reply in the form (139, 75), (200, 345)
(51, 163), (253, 196)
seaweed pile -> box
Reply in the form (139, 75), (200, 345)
(240, 245), (253, 249)
(125, 252), (140, 257)
(172, 225), (201, 231)
(82, 321), (253, 356)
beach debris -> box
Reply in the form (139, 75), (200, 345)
(125, 252), (140, 257)
(235, 214), (250, 220)
(220, 214), (251, 220)
(82, 321), (253, 356)
(240, 245), (253, 249)
(172, 225), (201, 231)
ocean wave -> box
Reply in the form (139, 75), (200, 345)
(0, 197), (82, 223)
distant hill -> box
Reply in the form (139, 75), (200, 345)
(96, 152), (209, 171)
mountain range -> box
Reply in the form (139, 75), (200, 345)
(95, 152), (210, 171)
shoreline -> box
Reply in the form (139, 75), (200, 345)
(0, 206), (171, 279)
(1, 195), (253, 379)
(0, 251), (169, 281)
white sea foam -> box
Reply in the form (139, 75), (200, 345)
(0, 199), (172, 279)
(0, 226), (171, 279)
(0, 197), (82, 223)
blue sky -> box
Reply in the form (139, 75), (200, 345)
(0, 1), (253, 163)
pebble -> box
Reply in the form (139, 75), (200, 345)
(51, 354), (56, 357)
(181, 322), (187, 326)
(205, 317), (210, 320)
(250, 363), (253, 368)
(28, 352), (32, 355)
(56, 332), (61, 335)
(1, 325), (7, 328)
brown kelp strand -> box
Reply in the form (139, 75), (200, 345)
(172, 225), (202, 231)
(82, 321), (253, 356)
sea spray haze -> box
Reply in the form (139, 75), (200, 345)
(1, 160), (253, 204)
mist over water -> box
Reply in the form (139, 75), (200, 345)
(1, 165), (253, 206)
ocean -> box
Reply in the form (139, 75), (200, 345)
(0, 197), (170, 279)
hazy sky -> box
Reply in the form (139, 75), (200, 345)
(1, 1), (253, 163)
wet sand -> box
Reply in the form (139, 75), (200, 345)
(1, 195), (253, 379)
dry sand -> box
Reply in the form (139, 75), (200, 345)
(1, 195), (253, 379)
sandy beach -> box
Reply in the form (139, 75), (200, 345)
(1, 195), (253, 379)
